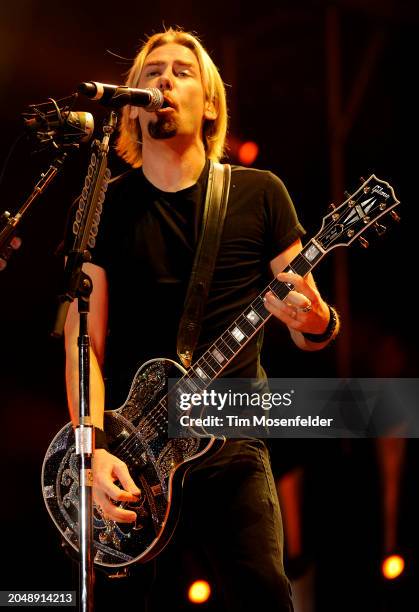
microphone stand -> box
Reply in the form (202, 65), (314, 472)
(52, 110), (117, 612)
(0, 149), (70, 267)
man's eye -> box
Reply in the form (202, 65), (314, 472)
(178, 71), (190, 77)
(146, 71), (160, 77)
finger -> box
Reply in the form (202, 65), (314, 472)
(113, 461), (141, 497)
(285, 290), (312, 309)
(264, 292), (303, 329)
(105, 480), (141, 502)
(94, 463), (140, 502)
(265, 291), (293, 317)
(276, 272), (317, 302)
(95, 493), (137, 523)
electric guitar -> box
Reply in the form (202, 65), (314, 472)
(42, 174), (400, 571)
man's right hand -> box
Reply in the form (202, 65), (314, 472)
(93, 449), (141, 523)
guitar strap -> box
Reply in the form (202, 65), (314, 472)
(177, 161), (231, 369)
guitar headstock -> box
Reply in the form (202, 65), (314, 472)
(315, 175), (400, 252)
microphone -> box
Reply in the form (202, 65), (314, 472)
(23, 109), (94, 146)
(77, 81), (164, 111)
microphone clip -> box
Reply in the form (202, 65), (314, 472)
(22, 94), (93, 153)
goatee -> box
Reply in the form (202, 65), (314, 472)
(148, 116), (177, 140)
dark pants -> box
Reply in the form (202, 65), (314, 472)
(149, 438), (293, 611)
(95, 439), (293, 611)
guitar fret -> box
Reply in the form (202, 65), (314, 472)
(285, 263), (297, 274)
(199, 355), (217, 376)
(222, 332), (241, 352)
(188, 369), (207, 388)
(292, 253), (312, 275)
(270, 279), (292, 300)
(204, 352), (222, 373)
(215, 339), (234, 358)
(195, 361), (213, 379)
(252, 297), (270, 317)
(237, 316), (255, 336)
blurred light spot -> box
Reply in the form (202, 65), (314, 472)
(238, 141), (259, 166)
(382, 554), (405, 580)
(188, 580), (211, 604)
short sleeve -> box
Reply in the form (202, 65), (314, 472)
(263, 171), (306, 260)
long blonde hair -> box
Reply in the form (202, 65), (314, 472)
(116, 28), (228, 167)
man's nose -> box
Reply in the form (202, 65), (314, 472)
(157, 74), (173, 91)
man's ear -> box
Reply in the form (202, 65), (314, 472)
(204, 99), (217, 120)
(129, 106), (139, 120)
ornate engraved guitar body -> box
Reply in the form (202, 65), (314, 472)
(42, 357), (222, 570)
(42, 175), (400, 570)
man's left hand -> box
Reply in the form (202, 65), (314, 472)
(264, 271), (330, 334)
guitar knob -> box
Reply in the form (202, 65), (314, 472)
(390, 210), (400, 222)
(374, 223), (386, 236)
(328, 203), (336, 211)
(358, 237), (369, 248)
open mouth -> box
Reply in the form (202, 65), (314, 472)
(161, 97), (176, 110)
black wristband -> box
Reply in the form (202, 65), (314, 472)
(302, 305), (338, 343)
(94, 426), (109, 451)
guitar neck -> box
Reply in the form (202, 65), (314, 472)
(179, 237), (326, 393)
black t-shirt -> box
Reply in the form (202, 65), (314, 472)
(66, 160), (305, 408)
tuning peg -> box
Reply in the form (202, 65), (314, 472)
(358, 237), (369, 248)
(360, 176), (366, 183)
(390, 210), (400, 222)
(328, 203), (336, 211)
(374, 222), (386, 236)
(344, 191), (351, 199)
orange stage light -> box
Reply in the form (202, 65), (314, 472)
(238, 141), (259, 166)
(187, 580), (212, 604)
(382, 554), (405, 580)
